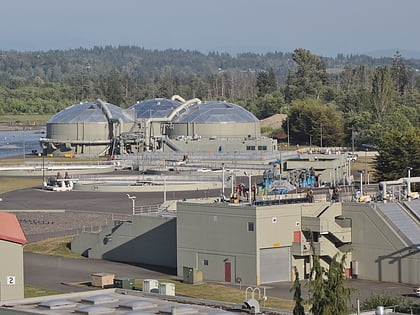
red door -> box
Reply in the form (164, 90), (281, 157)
(224, 262), (231, 282)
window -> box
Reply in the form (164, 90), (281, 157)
(246, 146), (255, 151)
(258, 145), (267, 151)
(248, 222), (254, 231)
(203, 259), (209, 266)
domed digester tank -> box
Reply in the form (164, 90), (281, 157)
(167, 101), (261, 139)
(41, 100), (135, 156)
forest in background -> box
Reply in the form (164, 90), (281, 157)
(0, 46), (419, 179)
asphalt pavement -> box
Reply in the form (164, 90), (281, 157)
(24, 252), (418, 305)
(0, 187), (221, 213)
(24, 252), (176, 293)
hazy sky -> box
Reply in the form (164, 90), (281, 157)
(1, 0), (419, 57)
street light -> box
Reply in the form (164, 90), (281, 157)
(126, 194), (136, 215)
(161, 174), (167, 203)
(222, 163), (225, 197)
(408, 167), (412, 179)
(358, 170), (365, 197)
(365, 149), (368, 184)
(244, 172), (252, 205)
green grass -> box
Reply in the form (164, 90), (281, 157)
(0, 177), (42, 193)
(24, 284), (62, 298)
(135, 279), (297, 311)
(0, 114), (50, 125)
(24, 235), (82, 259)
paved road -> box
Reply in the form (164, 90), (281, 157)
(24, 252), (176, 293)
(0, 187), (221, 214)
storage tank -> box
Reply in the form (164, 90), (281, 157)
(167, 101), (260, 139)
(129, 97), (183, 119)
(40, 100), (135, 156)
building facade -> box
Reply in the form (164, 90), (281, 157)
(0, 212), (27, 301)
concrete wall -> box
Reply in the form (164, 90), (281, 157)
(343, 203), (420, 285)
(164, 137), (277, 153)
(177, 202), (258, 285)
(71, 215), (176, 268)
(168, 121), (261, 138)
(0, 241), (24, 301)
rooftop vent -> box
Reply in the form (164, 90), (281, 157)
(38, 299), (77, 309)
(81, 294), (119, 304)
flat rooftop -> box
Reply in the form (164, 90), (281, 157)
(0, 288), (250, 315)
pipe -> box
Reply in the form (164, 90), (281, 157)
(171, 95), (186, 103)
(143, 97), (201, 149)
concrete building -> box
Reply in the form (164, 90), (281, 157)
(0, 212), (27, 301)
(71, 214), (177, 269)
(177, 199), (420, 286)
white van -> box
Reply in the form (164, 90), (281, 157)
(414, 287), (420, 297)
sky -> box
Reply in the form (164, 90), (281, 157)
(1, 0), (420, 58)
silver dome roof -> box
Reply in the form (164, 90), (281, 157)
(173, 101), (258, 123)
(129, 98), (182, 119)
(48, 100), (134, 124)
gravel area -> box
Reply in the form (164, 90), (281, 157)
(13, 211), (131, 242)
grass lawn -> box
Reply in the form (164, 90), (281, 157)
(0, 177), (41, 193)
(24, 285), (63, 298)
(24, 235), (82, 258)
(135, 279), (296, 311)
(0, 114), (50, 125)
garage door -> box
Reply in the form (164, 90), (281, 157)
(260, 247), (290, 283)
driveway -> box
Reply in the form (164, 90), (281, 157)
(24, 252), (176, 293)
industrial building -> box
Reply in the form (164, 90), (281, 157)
(40, 96), (277, 156)
(0, 212), (27, 301)
(71, 195), (420, 287)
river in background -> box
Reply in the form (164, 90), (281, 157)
(0, 128), (45, 159)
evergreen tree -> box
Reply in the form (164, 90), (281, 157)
(256, 68), (277, 97)
(290, 266), (305, 315)
(285, 48), (328, 102)
(371, 66), (394, 122)
(324, 254), (354, 315)
(391, 51), (410, 95)
(374, 127), (420, 181)
(105, 68), (124, 105)
(306, 234), (354, 315)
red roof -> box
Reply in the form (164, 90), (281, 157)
(0, 212), (27, 245)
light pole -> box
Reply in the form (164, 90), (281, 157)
(365, 149), (368, 184)
(126, 194), (136, 215)
(42, 151), (45, 185)
(161, 174), (167, 203)
(244, 172), (252, 205)
(222, 163), (225, 197)
(359, 170), (364, 197)
(407, 167), (412, 179)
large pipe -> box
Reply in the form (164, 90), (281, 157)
(379, 177), (420, 199)
(171, 95), (186, 103)
(143, 97), (201, 150)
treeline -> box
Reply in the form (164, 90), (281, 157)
(0, 46), (419, 150)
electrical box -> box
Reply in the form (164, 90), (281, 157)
(143, 279), (159, 293)
(159, 282), (175, 296)
(114, 277), (135, 290)
(182, 266), (203, 284)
